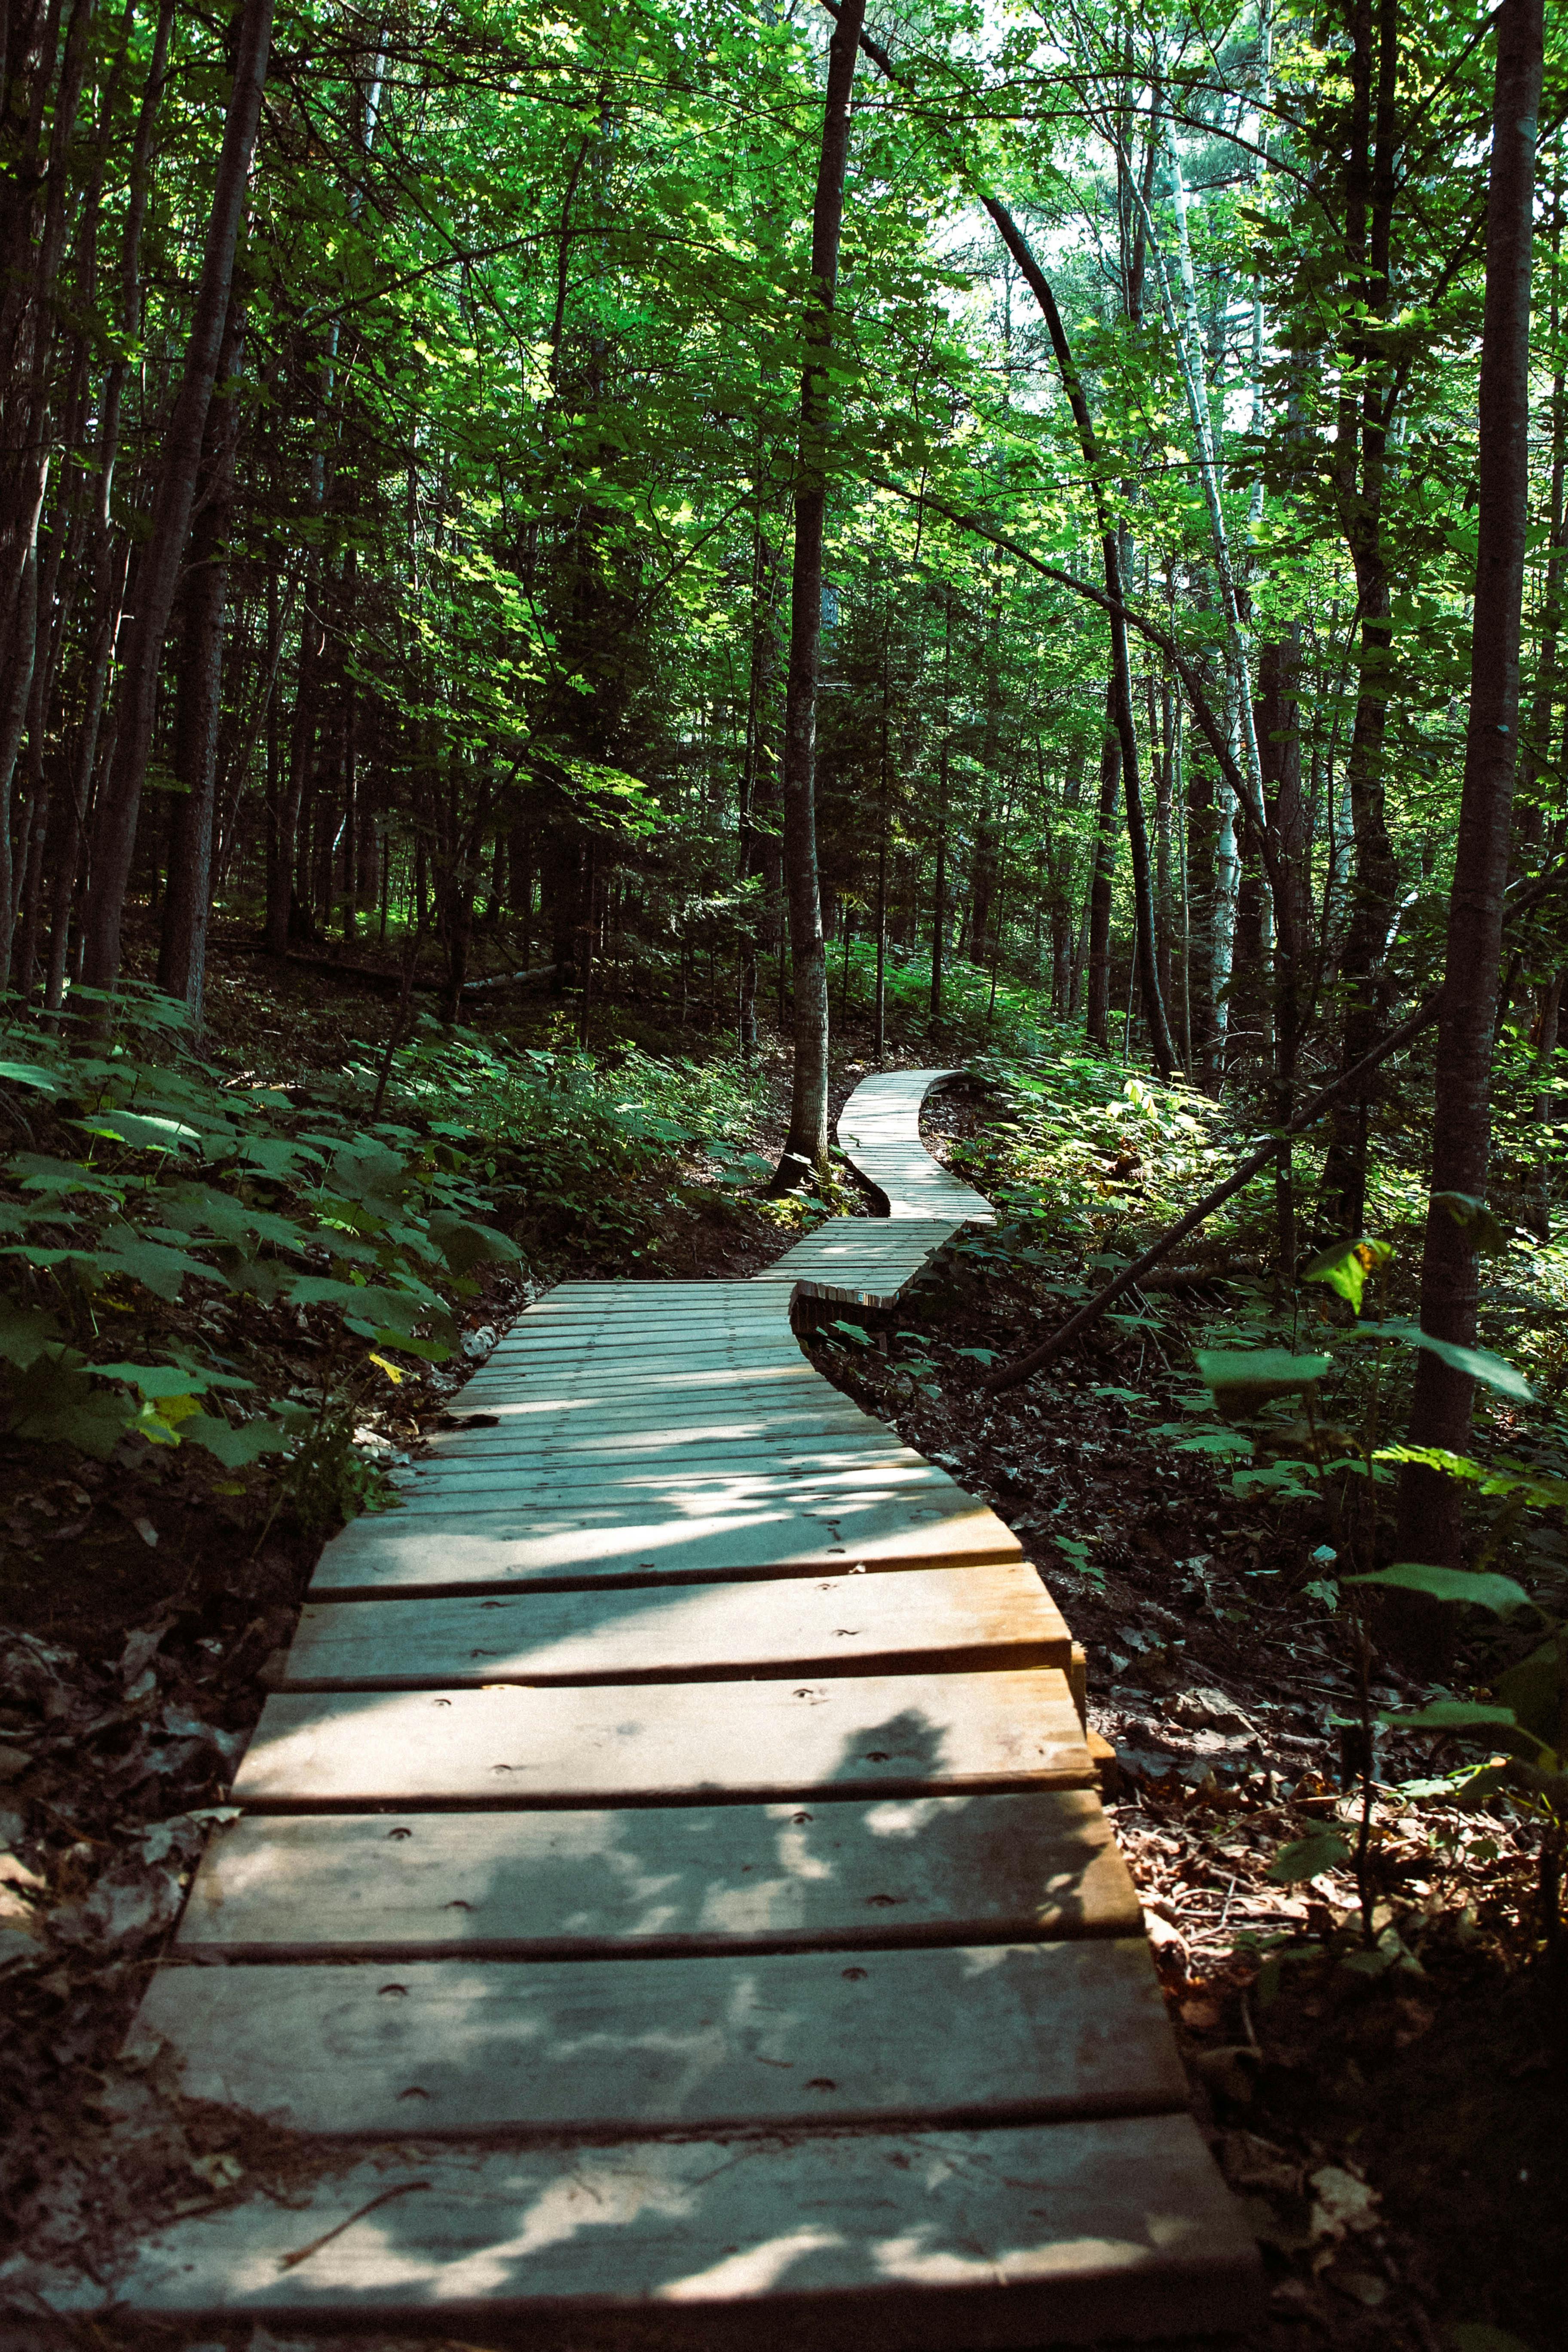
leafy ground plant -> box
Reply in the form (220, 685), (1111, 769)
(1, 985), (520, 1501)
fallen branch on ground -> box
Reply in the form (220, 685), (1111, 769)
(982, 990), (1446, 1394)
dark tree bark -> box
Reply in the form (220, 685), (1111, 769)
(157, 298), (245, 1024)
(1085, 688), (1121, 1049)
(80, 0), (273, 995)
(0, 0), (96, 976)
(1318, 0), (1404, 1230)
(1258, 625), (1309, 1264)
(1395, 0), (1545, 1574)
(774, 0), (865, 1185)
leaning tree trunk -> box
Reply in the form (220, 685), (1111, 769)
(79, 0), (273, 998)
(774, 0), (865, 1187)
(1394, 0), (1545, 1580)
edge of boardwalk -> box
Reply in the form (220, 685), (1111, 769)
(8, 1069), (1265, 2346)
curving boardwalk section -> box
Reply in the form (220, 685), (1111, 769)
(837, 1065), (996, 1223)
(34, 1074), (1261, 2343)
(749, 1067), (992, 1308)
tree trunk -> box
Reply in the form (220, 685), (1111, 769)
(775, 0), (865, 1185)
(157, 299), (245, 1024)
(1318, 0), (1403, 1228)
(80, 0), (273, 996)
(1395, 0), (1544, 1580)
(1085, 689), (1121, 1049)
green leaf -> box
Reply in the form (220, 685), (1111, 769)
(1373, 1445), (1568, 1505)
(1267, 1827), (1351, 1883)
(1194, 1348), (1331, 1419)
(1348, 1323), (1532, 1401)
(1344, 1563), (1536, 1616)
(97, 1238), (227, 1302)
(1302, 1234), (1393, 1313)
(2, 1347), (137, 1459)
(1495, 1637), (1567, 1746)
(1375, 1700), (1519, 1732)
(0, 1059), (61, 1093)
(829, 1320), (872, 1345)
(1430, 1193), (1512, 1254)
(182, 1412), (293, 1467)
(69, 1108), (205, 1153)
(954, 1346), (1001, 1365)
(425, 1210), (521, 1273)
(0, 1300), (61, 1368)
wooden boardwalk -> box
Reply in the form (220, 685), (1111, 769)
(52, 1070), (1261, 2342)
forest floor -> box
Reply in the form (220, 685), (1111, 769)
(0, 954), (1561, 2352)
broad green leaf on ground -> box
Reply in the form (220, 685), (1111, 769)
(2, 1349), (137, 1459)
(0, 1302), (61, 1368)
(1347, 1323), (1531, 1401)
(1194, 1349), (1331, 1418)
(1268, 1828), (1351, 1883)
(182, 1412), (293, 1467)
(1344, 1563), (1536, 1616)
(1375, 1700), (1518, 1731)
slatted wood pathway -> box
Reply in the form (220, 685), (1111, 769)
(52, 1069), (1261, 2343)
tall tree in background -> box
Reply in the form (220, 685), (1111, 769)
(79, 0), (274, 996)
(1396, 0), (1546, 1573)
(774, 0), (865, 1185)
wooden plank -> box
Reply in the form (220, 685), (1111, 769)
(392, 1442), (921, 1501)
(421, 1413), (886, 1461)
(29, 2114), (1265, 2341)
(309, 1491), (1024, 1597)
(135, 1937), (1184, 2137)
(427, 1394), (881, 1432)
(386, 1461), (930, 1514)
(232, 1666), (1093, 1809)
(278, 1562), (1071, 1690)
(466, 1359), (818, 1388)
(834, 1072), (996, 1224)
(176, 1789), (1141, 1958)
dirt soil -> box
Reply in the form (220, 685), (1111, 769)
(0, 1039), (1559, 2352)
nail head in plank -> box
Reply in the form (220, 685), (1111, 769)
(278, 1562), (1071, 1691)
(136, 1937), (1184, 2137)
(176, 1788), (1140, 1959)
(233, 1666), (1093, 1810)
(309, 1494), (1024, 1597)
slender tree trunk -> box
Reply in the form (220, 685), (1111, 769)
(157, 299), (245, 1024)
(1319, 0), (1403, 1228)
(1085, 689), (1121, 1048)
(1395, 0), (1544, 1579)
(80, 0), (273, 995)
(775, 0), (865, 1185)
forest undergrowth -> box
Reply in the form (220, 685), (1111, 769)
(802, 1074), (1565, 2352)
(0, 950), (1564, 2351)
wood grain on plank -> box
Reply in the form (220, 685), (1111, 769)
(385, 1461), (938, 1515)
(176, 1789), (1140, 1959)
(35, 2115), (1265, 2342)
(278, 1562), (1071, 1690)
(233, 1666), (1093, 1809)
(423, 1401), (883, 1444)
(392, 1444), (921, 1502)
(138, 1937), (1184, 2136)
(308, 1494), (1025, 1597)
